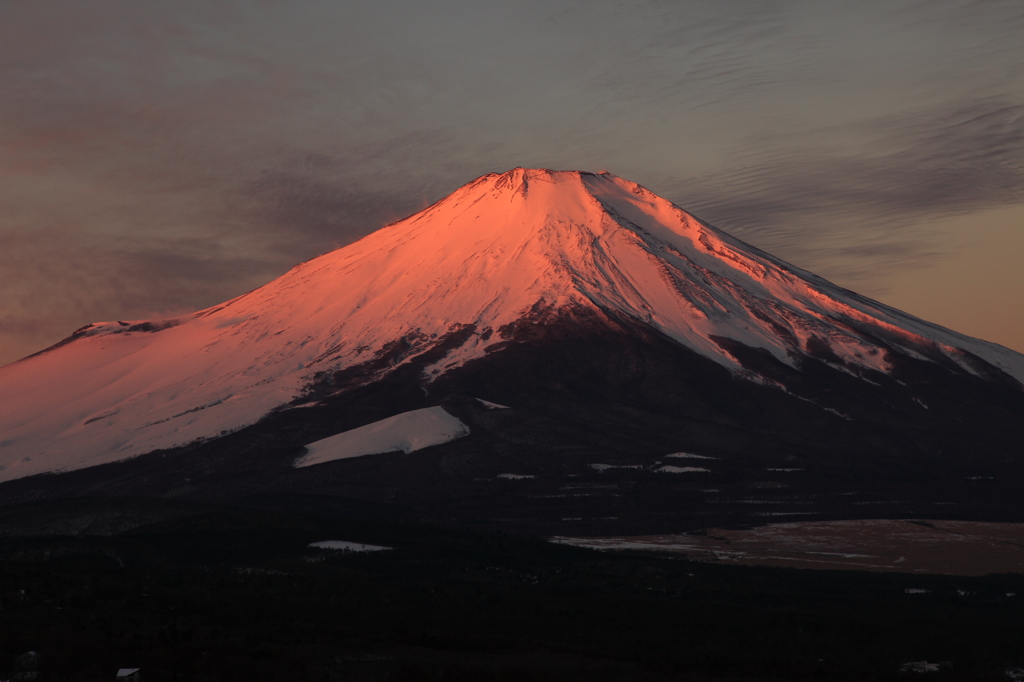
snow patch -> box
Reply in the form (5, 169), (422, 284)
(589, 463), (645, 472)
(654, 465), (710, 473)
(497, 473), (535, 479)
(665, 452), (716, 459)
(294, 407), (468, 468)
(476, 398), (509, 409)
(309, 541), (391, 552)
(756, 512), (815, 517)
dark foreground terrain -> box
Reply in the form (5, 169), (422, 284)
(2, 498), (1024, 682)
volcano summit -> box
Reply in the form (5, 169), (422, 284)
(1, 168), (1022, 533)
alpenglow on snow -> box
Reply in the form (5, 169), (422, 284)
(0, 168), (1021, 482)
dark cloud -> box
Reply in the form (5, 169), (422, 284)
(224, 132), (502, 264)
(0, 226), (279, 362)
(661, 98), (1024, 283)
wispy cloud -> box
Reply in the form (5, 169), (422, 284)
(664, 99), (1024, 283)
(1, 0), (1022, 363)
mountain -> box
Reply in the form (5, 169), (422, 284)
(2, 168), (1022, 534)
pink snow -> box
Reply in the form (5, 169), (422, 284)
(1, 168), (1022, 482)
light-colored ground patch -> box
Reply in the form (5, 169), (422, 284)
(666, 453), (716, 459)
(552, 519), (1024, 575)
(309, 541), (391, 552)
(654, 465), (710, 473)
(588, 463), (645, 472)
(476, 398), (509, 409)
(497, 473), (535, 479)
(294, 406), (468, 468)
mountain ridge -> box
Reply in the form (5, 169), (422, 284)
(0, 167), (1021, 484)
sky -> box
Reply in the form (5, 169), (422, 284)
(1, 0), (1023, 366)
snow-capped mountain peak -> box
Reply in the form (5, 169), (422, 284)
(1, 168), (1021, 482)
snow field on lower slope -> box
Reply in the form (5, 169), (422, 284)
(293, 406), (469, 468)
(0, 312), (308, 483)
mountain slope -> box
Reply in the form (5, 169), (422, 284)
(1, 167), (1022, 484)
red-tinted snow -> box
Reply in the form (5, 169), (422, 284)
(476, 398), (510, 410)
(1, 168), (1022, 482)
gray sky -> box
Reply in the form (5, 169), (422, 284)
(2, 0), (1023, 365)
